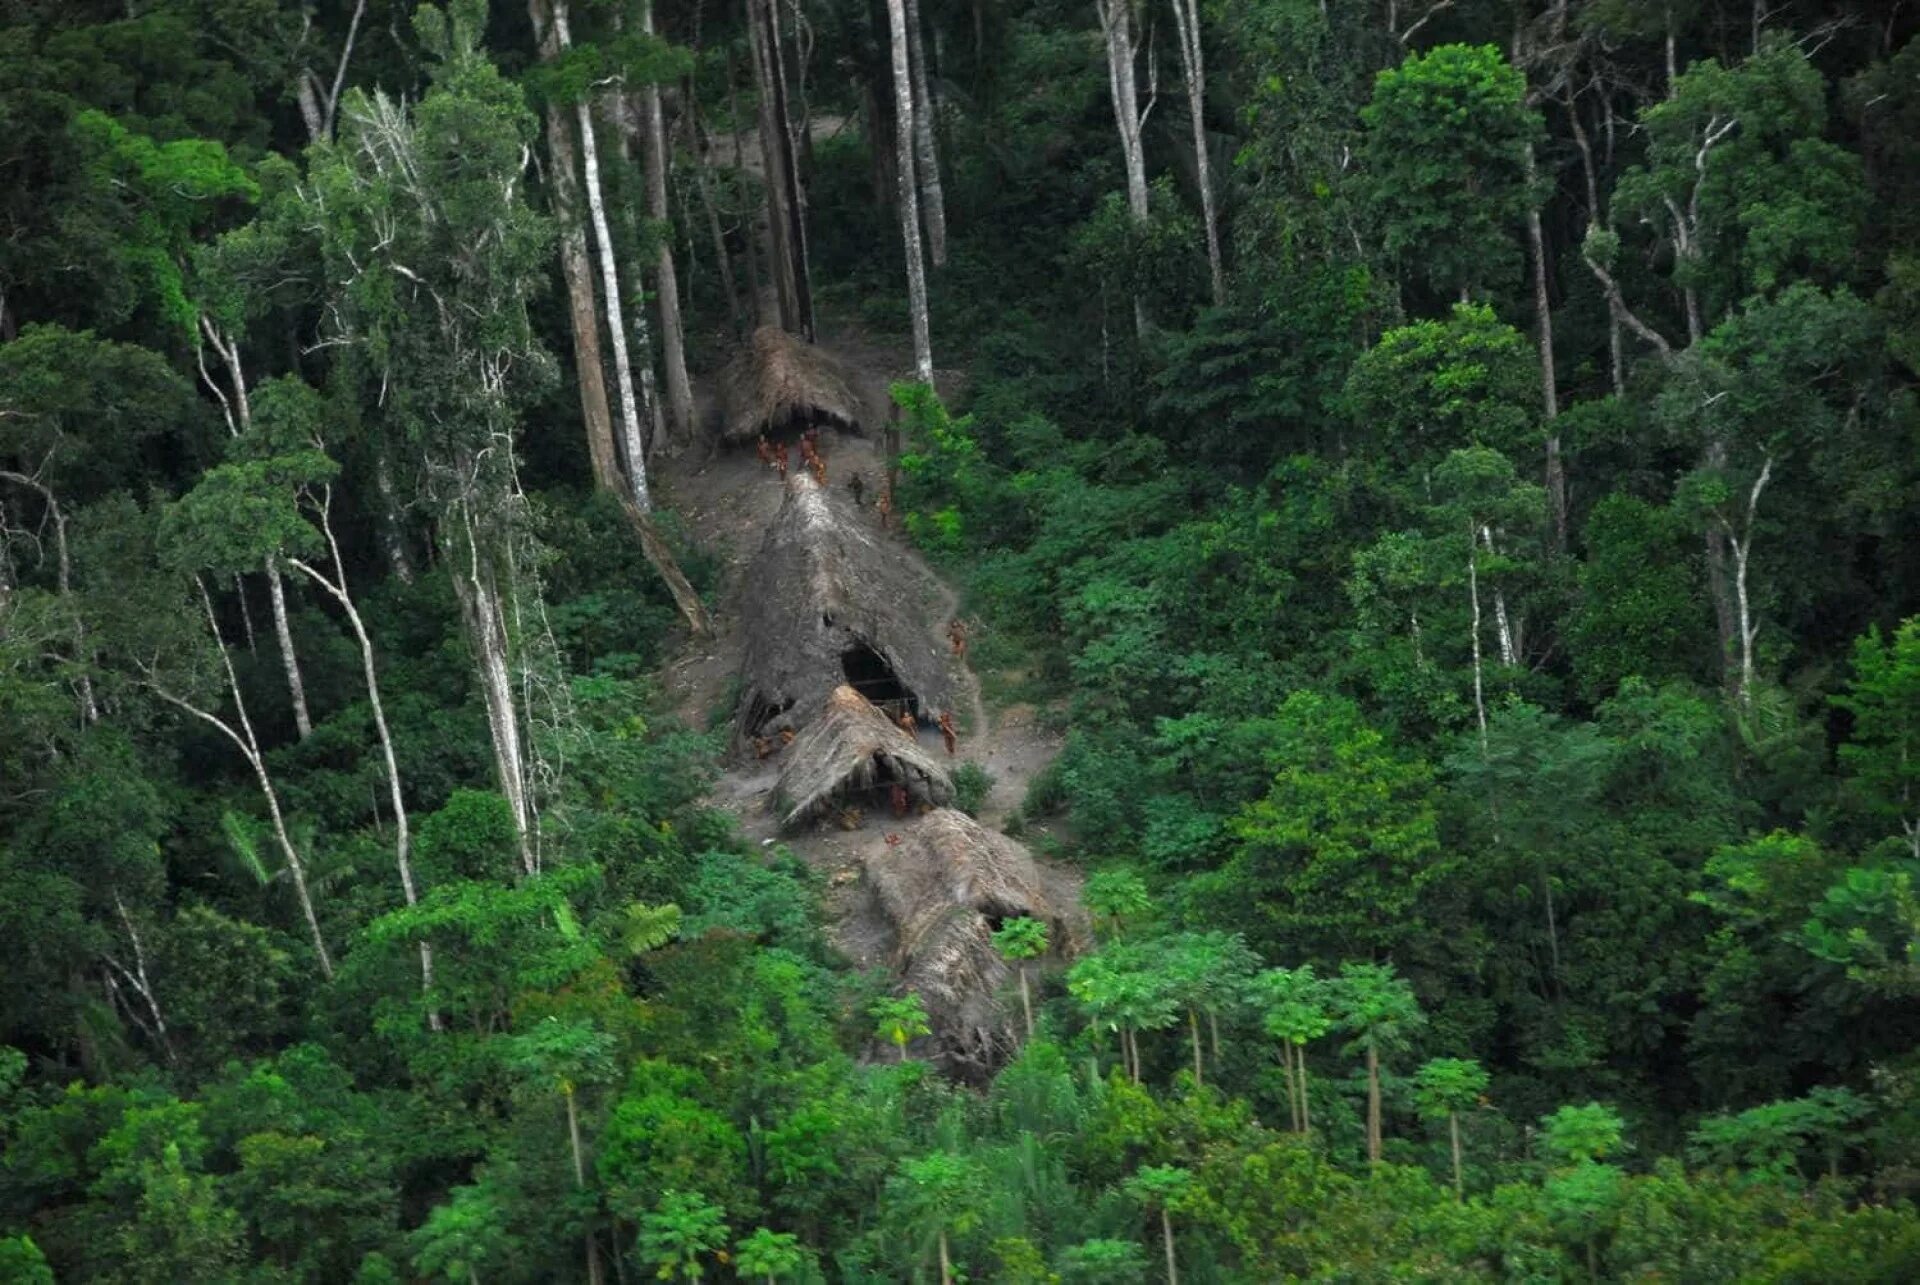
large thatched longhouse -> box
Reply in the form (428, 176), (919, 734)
(775, 685), (953, 830)
(734, 471), (953, 751)
(716, 325), (877, 445)
(859, 808), (1082, 1079)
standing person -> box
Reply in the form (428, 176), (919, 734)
(938, 710), (957, 755)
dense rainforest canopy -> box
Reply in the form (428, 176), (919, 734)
(4, 0), (1920, 1279)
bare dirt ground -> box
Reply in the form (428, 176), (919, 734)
(649, 328), (1068, 972)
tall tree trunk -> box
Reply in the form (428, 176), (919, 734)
(1018, 965), (1033, 1038)
(937, 1228), (953, 1285)
(264, 558), (313, 738)
(1366, 1043), (1382, 1163)
(288, 489), (436, 1025)
(1467, 525), (1489, 752)
(532, 0), (707, 636)
(1168, 0), (1224, 306)
(152, 579), (333, 979)
(1298, 1043), (1312, 1135)
(1188, 1008), (1203, 1084)
(886, 0), (935, 382)
(639, 4), (694, 445)
(565, 1086), (605, 1285)
(904, 0), (948, 268)
(1523, 142), (1567, 551)
(450, 507), (535, 875)
(554, 1), (652, 512)
(756, 0), (814, 338)
(1095, 0), (1151, 336)
(1450, 1111), (1464, 1198)
(688, 83), (744, 333)
(373, 449), (416, 583)
(1161, 1207), (1180, 1285)
(748, 0), (799, 330)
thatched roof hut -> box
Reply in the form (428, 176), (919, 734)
(734, 471), (953, 749)
(716, 326), (875, 445)
(859, 809), (1081, 1079)
(775, 686), (953, 830)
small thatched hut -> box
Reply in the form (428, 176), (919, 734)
(860, 809), (1081, 1078)
(776, 686), (953, 830)
(716, 326), (875, 446)
(734, 471), (953, 748)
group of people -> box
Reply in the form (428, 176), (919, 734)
(756, 427), (830, 486)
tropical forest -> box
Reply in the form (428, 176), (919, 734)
(4, 0), (1920, 1279)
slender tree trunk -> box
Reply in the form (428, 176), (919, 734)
(1279, 1047), (1301, 1132)
(532, 0), (707, 635)
(288, 494), (436, 1024)
(1467, 526), (1488, 752)
(1298, 1043), (1312, 1135)
(1727, 456), (1772, 706)
(554, 2), (651, 512)
(109, 890), (175, 1065)
(1161, 1207), (1179, 1285)
(1523, 143), (1566, 551)
(748, 0), (797, 328)
(1450, 1110), (1464, 1198)
(640, 4), (695, 445)
(264, 559), (312, 738)
(1188, 1008), (1203, 1084)
(451, 509), (535, 875)
(233, 573), (258, 652)
(1366, 1043), (1382, 1163)
(565, 1086), (605, 1285)
(1168, 0), (1224, 306)
(885, 0), (935, 382)
(155, 579), (333, 978)
(1096, 0), (1151, 335)
(903, 0), (948, 268)
(1018, 965), (1033, 1038)
(688, 86), (744, 332)
(938, 1228), (953, 1285)
(373, 450), (416, 583)
(0, 471), (97, 722)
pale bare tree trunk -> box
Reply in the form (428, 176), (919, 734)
(1018, 965), (1033, 1038)
(1366, 1043), (1383, 1163)
(451, 506), (535, 875)
(886, 0), (935, 383)
(106, 890), (175, 1066)
(554, 1), (652, 513)
(765, 0), (815, 338)
(289, 487), (437, 1025)
(373, 450), (416, 583)
(1724, 455), (1772, 706)
(1523, 142), (1566, 551)
(1161, 1207), (1179, 1285)
(1095, 0), (1152, 336)
(1168, 0), (1224, 306)
(1467, 524), (1488, 752)
(264, 559), (313, 739)
(0, 470), (97, 722)
(904, 0), (948, 268)
(565, 1086), (606, 1285)
(150, 579), (333, 979)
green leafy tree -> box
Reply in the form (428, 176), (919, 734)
(410, 1181), (520, 1283)
(1834, 618), (1920, 859)
(1256, 965), (1333, 1134)
(1361, 45), (1538, 300)
(1121, 1165), (1194, 1285)
(733, 1227), (812, 1283)
(870, 992), (933, 1062)
(636, 1191), (728, 1282)
(1083, 869), (1152, 940)
(1223, 691), (1446, 958)
(1067, 942), (1180, 1082)
(1412, 1057), (1490, 1197)
(1157, 931), (1258, 1084)
(1541, 1103), (1629, 1277)
(1058, 1237), (1149, 1283)
(886, 1152), (987, 1285)
(993, 917), (1050, 1038)
(1333, 962), (1426, 1164)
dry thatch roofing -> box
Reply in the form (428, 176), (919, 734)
(734, 471), (953, 749)
(716, 326), (875, 445)
(860, 809), (1082, 1079)
(776, 686), (953, 830)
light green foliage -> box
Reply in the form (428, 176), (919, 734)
(870, 992), (933, 1057)
(1361, 45), (1539, 298)
(409, 1181), (519, 1283)
(1411, 1058), (1488, 1122)
(1122, 1162), (1194, 1209)
(1255, 965), (1332, 1049)
(1689, 1086), (1871, 1180)
(1224, 692), (1446, 955)
(951, 760), (995, 816)
(1058, 1237), (1148, 1283)
(734, 1227), (812, 1282)
(1333, 963), (1424, 1063)
(637, 1190), (729, 1281)
(993, 916), (1050, 961)
(1542, 1103), (1627, 1165)
(886, 1151), (988, 1268)
(1082, 868), (1152, 939)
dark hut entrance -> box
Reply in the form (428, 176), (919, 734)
(840, 640), (921, 722)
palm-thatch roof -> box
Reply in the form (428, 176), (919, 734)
(716, 326), (876, 445)
(776, 686), (953, 830)
(859, 809), (1083, 1079)
(734, 471), (953, 749)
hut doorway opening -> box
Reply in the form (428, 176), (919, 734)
(841, 641), (920, 721)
